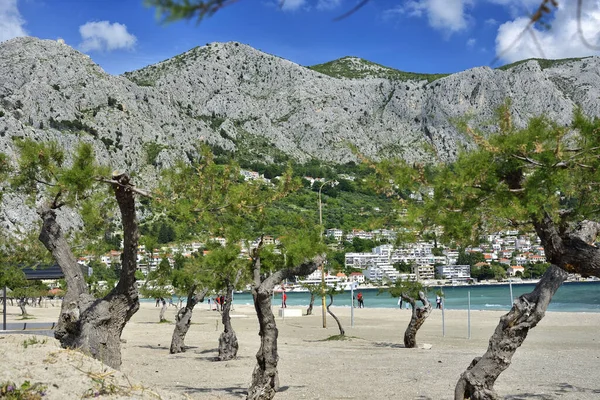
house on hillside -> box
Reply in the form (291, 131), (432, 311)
(507, 265), (525, 276)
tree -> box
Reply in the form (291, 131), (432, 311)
(5, 140), (145, 370)
(247, 233), (325, 400)
(202, 242), (248, 361)
(325, 286), (345, 337)
(169, 255), (210, 354)
(302, 282), (323, 316)
(405, 107), (600, 398)
(386, 279), (432, 348)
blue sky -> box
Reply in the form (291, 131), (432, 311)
(1, 0), (600, 75)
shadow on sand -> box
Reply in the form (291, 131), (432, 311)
(372, 341), (406, 349)
(505, 382), (600, 399)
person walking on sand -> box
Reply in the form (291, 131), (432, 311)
(398, 297), (403, 309)
(436, 295), (442, 309)
(282, 291), (287, 308)
(357, 292), (364, 308)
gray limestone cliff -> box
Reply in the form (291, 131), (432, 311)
(1, 36), (599, 231)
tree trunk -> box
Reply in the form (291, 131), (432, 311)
(159, 301), (167, 322)
(218, 281), (238, 361)
(247, 251), (324, 400)
(306, 293), (315, 315)
(454, 217), (600, 399)
(455, 265), (567, 400)
(18, 298), (28, 316)
(403, 291), (431, 348)
(170, 286), (208, 354)
(247, 281), (279, 400)
(37, 173), (140, 370)
(326, 294), (344, 336)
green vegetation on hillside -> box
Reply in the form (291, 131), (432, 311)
(497, 56), (591, 71)
(309, 57), (449, 83)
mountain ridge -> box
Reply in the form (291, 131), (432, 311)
(0, 37), (598, 175)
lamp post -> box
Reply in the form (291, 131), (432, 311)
(318, 179), (334, 329)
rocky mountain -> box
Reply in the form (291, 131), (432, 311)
(2, 37), (600, 170)
(1, 37), (600, 231)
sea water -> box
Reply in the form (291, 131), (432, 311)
(159, 281), (600, 312)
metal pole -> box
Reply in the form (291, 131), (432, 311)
(3, 285), (6, 331)
(467, 291), (471, 339)
(351, 284), (354, 328)
(318, 182), (329, 329)
(441, 298), (445, 337)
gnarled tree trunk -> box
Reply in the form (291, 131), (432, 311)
(306, 293), (315, 315)
(38, 173), (141, 370)
(218, 281), (238, 361)
(455, 217), (600, 399)
(170, 286), (208, 354)
(18, 298), (28, 316)
(326, 294), (344, 336)
(247, 248), (324, 400)
(402, 291), (431, 348)
(159, 301), (167, 322)
(455, 265), (567, 400)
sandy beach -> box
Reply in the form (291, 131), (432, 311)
(1, 300), (599, 399)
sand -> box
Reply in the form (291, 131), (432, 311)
(1, 300), (600, 399)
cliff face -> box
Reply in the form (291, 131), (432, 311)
(1, 37), (599, 230)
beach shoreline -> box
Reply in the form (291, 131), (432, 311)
(2, 302), (600, 399)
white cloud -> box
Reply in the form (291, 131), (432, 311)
(467, 38), (476, 48)
(78, 21), (136, 52)
(495, 0), (600, 63)
(485, 18), (498, 26)
(280, 0), (307, 11)
(316, 0), (341, 11)
(0, 0), (27, 43)
(387, 0), (473, 35)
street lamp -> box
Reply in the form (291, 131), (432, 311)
(318, 179), (334, 328)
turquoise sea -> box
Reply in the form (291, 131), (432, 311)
(156, 281), (600, 312)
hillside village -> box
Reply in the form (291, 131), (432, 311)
(83, 225), (555, 292)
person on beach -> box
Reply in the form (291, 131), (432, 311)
(398, 297), (403, 309)
(357, 292), (364, 308)
(282, 291), (287, 308)
(208, 297), (211, 310)
(155, 298), (160, 307)
(436, 295), (442, 309)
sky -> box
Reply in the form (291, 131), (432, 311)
(1, 0), (600, 76)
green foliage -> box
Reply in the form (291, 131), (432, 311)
(470, 264), (507, 281)
(48, 117), (98, 137)
(522, 263), (550, 279)
(0, 380), (47, 399)
(201, 243), (248, 289)
(374, 105), (600, 250)
(279, 226), (327, 269)
(145, 0), (230, 23)
(309, 57), (449, 82)
(22, 337), (47, 348)
(386, 278), (425, 302)
(393, 261), (414, 273)
(144, 142), (167, 166)
(0, 265), (27, 291)
(107, 96), (117, 107)
(498, 57), (590, 71)
(456, 250), (485, 266)
(11, 140), (102, 208)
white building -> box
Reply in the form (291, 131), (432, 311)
(436, 265), (471, 283)
(326, 229), (344, 242)
(412, 265), (435, 281)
